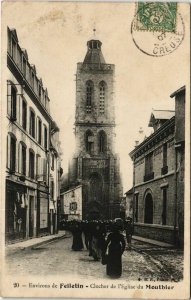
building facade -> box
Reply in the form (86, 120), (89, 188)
(6, 28), (62, 242)
(60, 185), (82, 221)
(69, 38), (122, 220)
(128, 87), (185, 247)
(49, 121), (63, 234)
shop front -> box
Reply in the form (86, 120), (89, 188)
(5, 179), (27, 243)
(37, 189), (49, 236)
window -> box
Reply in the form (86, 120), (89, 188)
(20, 143), (26, 175)
(29, 109), (35, 138)
(44, 125), (48, 150)
(51, 153), (54, 170)
(38, 85), (42, 100)
(50, 181), (54, 199)
(37, 118), (42, 145)
(144, 152), (154, 181)
(10, 135), (16, 172)
(36, 154), (41, 180)
(98, 131), (107, 153)
(29, 150), (35, 179)
(9, 86), (17, 121)
(22, 99), (27, 130)
(11, 38), (16, 60)
(99, 81), (106, 114)
(70, 202), (77, 211)
(135, 194), (139, 222)
(43, 158), (48, 183)
(144, 193), (153, 224)
(85, 130), (94, 153)
(86, 81), (93, 113)
(31, 72), (35, 88)
(161, 143), (168, 175)
(22, 57), (26, 76)
(162, 189), (167, 225)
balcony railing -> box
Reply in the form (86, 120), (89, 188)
(144, 172), (154, 182)
(81, 63), (114, 71)
(161, 165), (168, 175)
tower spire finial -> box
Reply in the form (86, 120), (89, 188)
(93, 27), (96, 37)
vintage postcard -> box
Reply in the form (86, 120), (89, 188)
(1, 1), (190, 299)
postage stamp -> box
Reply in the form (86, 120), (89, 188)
(131, 3), (184, 57)
(135, 3), (177, 32)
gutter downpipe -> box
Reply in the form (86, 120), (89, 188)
(174, 144), (178, 247)
(132, 157), (135, 231)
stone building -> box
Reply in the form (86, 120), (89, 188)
(68, 37), (122, 220)
(49, 121), (63, 234)
(6, 28), (62, 242)
(128, 87), (185, 247)
(60, 185), (82, 221)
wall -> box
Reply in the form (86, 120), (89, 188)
(62, 186), (82, 220)
(134, 223), (176, 244)
(134, 132), (175, 186)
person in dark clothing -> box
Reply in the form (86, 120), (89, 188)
(92, 221), (106, 261)
(71, 221), (84, 251)
(125, 217), (133, 250)
(103, 223), (126, 278)
(82, 220), (90, 250)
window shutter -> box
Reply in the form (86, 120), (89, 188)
(43, 158), (47, 183)
(7, 83), (12, 116)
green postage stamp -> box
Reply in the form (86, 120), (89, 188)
(132, 2), (184, 56)
(135, 3), (177, 32)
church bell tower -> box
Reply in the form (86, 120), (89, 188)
(70, 34), (122, 219)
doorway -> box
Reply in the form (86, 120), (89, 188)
(29, 196), (34, 237)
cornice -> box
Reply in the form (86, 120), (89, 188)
(129, 117), (175, 160)
(75, 122), (115, 127)
(7, 54), (53, 123)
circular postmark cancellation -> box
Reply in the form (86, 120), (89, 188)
(131, 3), (185, 57)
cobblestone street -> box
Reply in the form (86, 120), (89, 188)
(6, 233), (183, 282)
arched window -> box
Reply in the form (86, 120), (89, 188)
(7, 81), (17, 122)
(8, 133), (17, 173)
(19, 142), (27, 175)
(22, 98), (27, 130)
(29, 108), (35, 138)
(144, 193), (153, 224)
(86, 81), (93, 113)
(85, 130), (94, 154)
(37, 117), (42, 145)
(99, 81), (106, 114)
(29, 149), (35, 179)
(50, 180), (54, 199)
(98, 130), (107, 153)
(43, 124), (48, 150)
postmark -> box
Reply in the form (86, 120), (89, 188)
(131, 3), (185, 57)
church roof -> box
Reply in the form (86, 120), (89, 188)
(83, 39), (106, 64)
(148, 109), (175, 127)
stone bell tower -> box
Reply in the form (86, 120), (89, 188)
(69, 34), (122, 219)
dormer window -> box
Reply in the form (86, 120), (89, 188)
(39, 85), (41, 100)
(11, 38), (16, 60)
(31, 72), (34, 88)
(22, 56), (26, 76)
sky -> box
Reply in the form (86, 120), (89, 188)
(3, 2), (189, 192)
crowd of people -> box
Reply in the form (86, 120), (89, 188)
(61, 217), (134, 278)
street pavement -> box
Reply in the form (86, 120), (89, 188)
(5, 233), (183, 282)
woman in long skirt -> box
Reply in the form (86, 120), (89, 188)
(71, 221), (84, 251)
(104, 224), (126, 278)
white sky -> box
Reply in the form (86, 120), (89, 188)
(3, 2), (189, 192)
